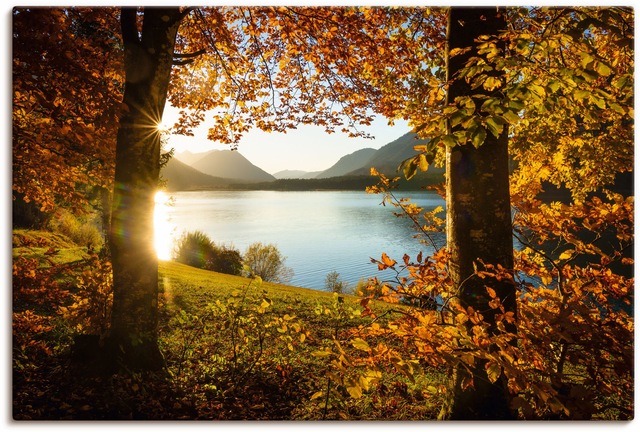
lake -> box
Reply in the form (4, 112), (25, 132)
(154, 190), (446, 291)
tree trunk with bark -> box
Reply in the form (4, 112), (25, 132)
(439, 7), (517, 420)
(108, 7), (183, 371)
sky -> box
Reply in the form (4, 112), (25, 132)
(161, 104), (411, 175)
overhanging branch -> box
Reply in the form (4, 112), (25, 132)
(173, 48), (207, 65)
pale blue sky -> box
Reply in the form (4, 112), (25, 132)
(162, 104), (411, 174)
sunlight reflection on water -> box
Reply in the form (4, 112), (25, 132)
(154, 190), (176, 261)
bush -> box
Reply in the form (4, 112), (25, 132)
(207, 244), (243, 276)
(48, 208), (103, 250)
(325, 271), (349, 294)
(174, 231), (243, 275)
(174, 230), (215, 269)
(242, 242), (293, 284)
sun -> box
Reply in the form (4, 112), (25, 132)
(156, 121), (171, 134)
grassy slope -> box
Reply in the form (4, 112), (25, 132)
(13, 228), (88, 265)
(12, 229), (445, 420)
(157, 261), (445, 420)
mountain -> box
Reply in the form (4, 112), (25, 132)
(346, 132), (439, 176)
(161, 157), (232, 191)
(190, 149), (276, 183)
(173, 149), (214, 166)
(273, 170), (322, 179)
(315, 148), (377, 179)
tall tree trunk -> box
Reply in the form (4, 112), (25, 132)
(108, 7), (183, 370)
(439, 7), (517, 420)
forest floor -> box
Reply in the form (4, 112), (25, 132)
(12, 230), (446, 420)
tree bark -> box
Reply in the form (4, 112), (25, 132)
(440, 7), (517, 420)
(108, 7), (183, 371)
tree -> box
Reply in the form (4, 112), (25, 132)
(174, 230), (216, 269)
(12, 7), (121, 217)
(325, 271), (349, 294)
(242, 242), (293, 284)
(439, 7), (516, 420)
(364, 5), (633, 419)
(107, 7), (188, 369)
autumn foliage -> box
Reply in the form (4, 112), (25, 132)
(358, 169), (634, 419)
(12, 5), (633, 420)
(12, 8), (122, 215)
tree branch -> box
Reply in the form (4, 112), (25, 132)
(172, 48), (207, 65)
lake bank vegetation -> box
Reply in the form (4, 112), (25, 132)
(13, 230), (446, 419)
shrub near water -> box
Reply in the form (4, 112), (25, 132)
(174, 230), (243, 275)
(242, 242), (293, 284)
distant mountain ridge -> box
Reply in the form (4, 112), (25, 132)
(189, 149), (276, 182)
(173, 149), (212, 166)
(162, 158), (232, 191)
(164, 131), (444, 190)
(315, 148), (377, 179)
(346, 132), (442, 176)
(313, 132), (444, 179)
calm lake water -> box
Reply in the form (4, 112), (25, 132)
(155, 190), (446, 291)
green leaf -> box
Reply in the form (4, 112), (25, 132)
(312, 349), (333, 358)
(609, 102), (626, 115)
(507, 99), (525, 111)
(590, 94), (606, 109)
(502, 110), (521, 124)
(485, 116), (505, 138)
(471, 126), (487, 148)
(480, 97), (501, 113)
(593, 60), (612, 76)
(528, 84), (546, 100)
(441, 134), (458, 147)
(403, 159), (418, 180)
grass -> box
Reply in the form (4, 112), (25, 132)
(156, 261), (446, 420)
(12, 229), (447, 420)
(12, 228), (91, 266)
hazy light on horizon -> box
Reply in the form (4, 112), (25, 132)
(162, 105), (411, 174)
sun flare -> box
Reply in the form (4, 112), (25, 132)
(154, 190), (174, 261)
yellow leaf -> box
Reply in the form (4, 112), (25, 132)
(381, 253), (396, 268)
(310, 391), (324, 400)
(345, 378), (363, 399)
(486, 361), (502, 384)
(351, 338), (370, 352)
(483, 76), (502, 91)
(558, 250), (573, 260)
